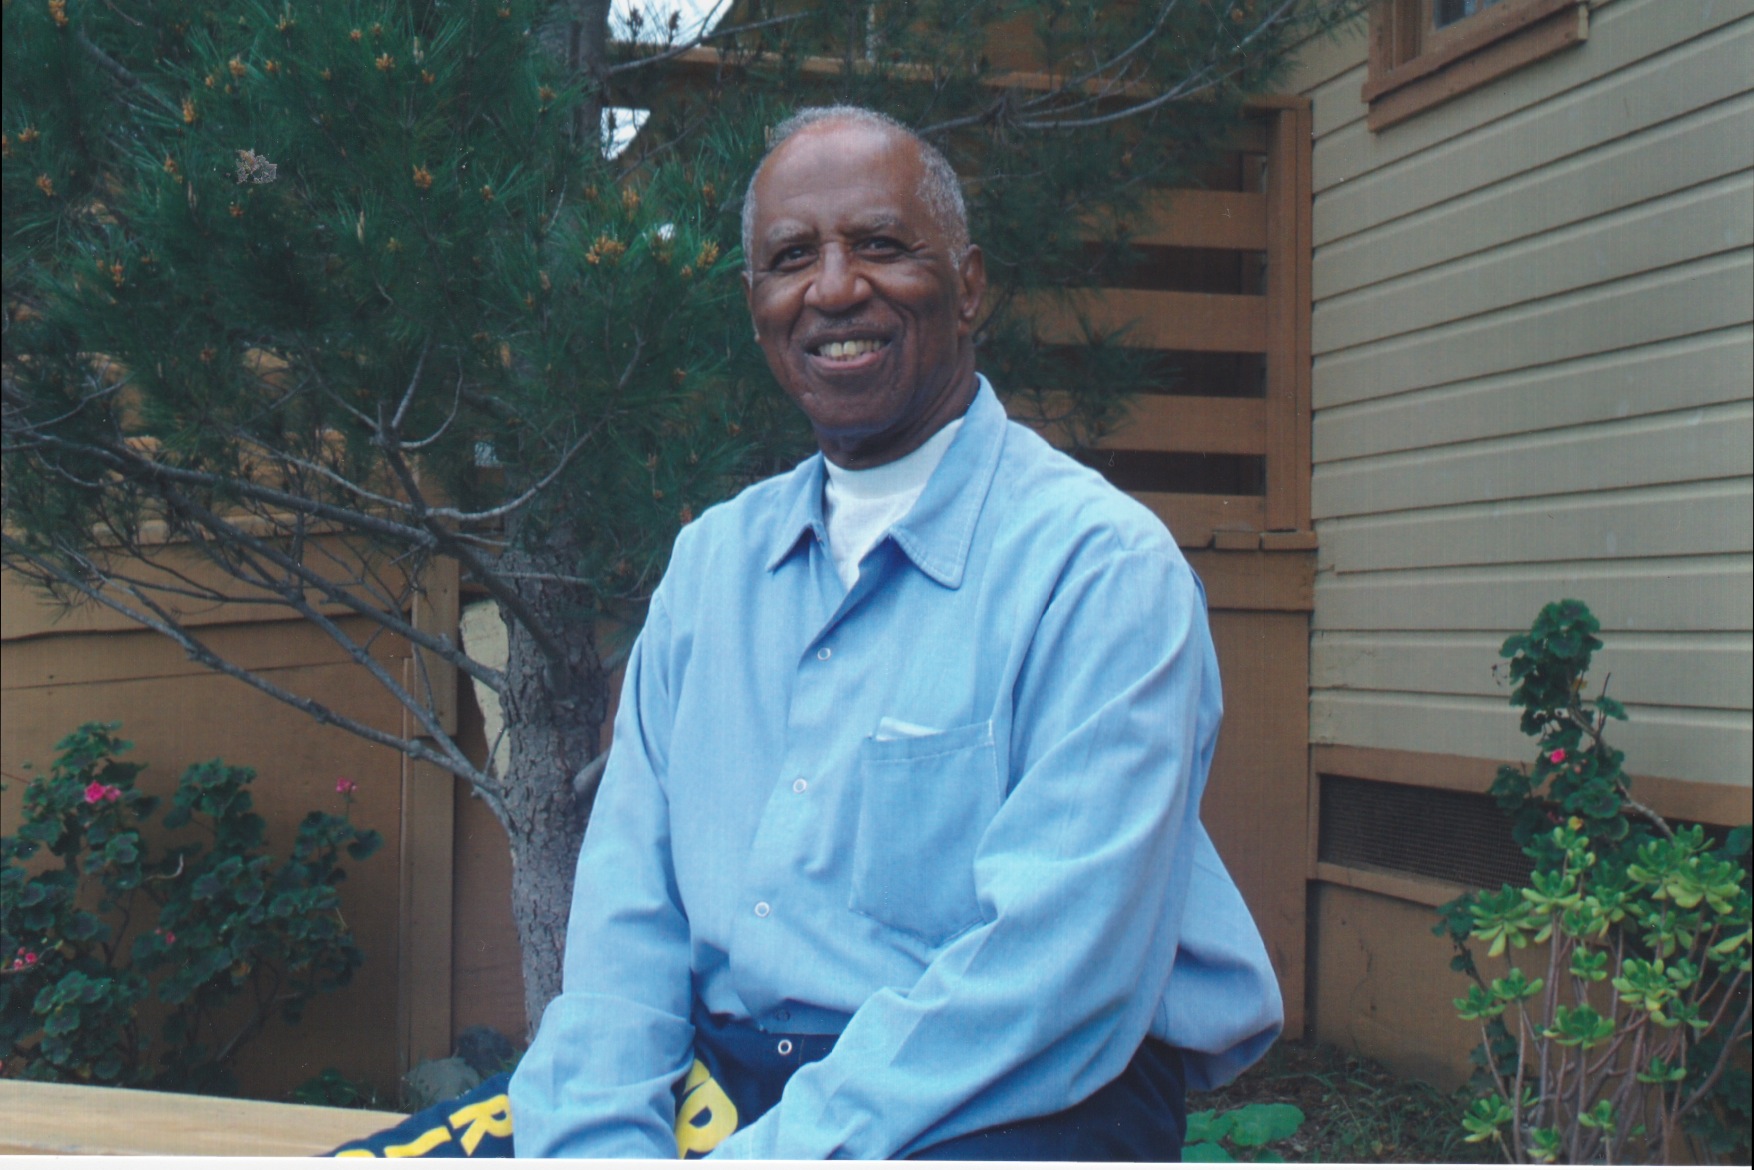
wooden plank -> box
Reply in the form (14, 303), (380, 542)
(1314, 4), (1752, 238)
(620, 43), (1272, 153)
(1366, 0), (1589, 132)
(1314, 171), (1754, 355)
(1312, 250), (1752, 410)
(451, 762), (528, 1046)
(1292, 101), (1316, 536)
(1312, 742), (1754, 829)
(0, 1080), (404, 1156)
(1312, 400), (1754, 520)
(411, 557), (461, 737)
(1127, 189), (1267, 251)
(1205, 609), (1314, 1036)
(1, 531), (417, 642)
(1025, 393), (1267, 455)
(1310, 689), (1753, 789)
(631, 43), (1165, 101)
(1312, 326), (1753, 462)
(399, 749), (457, 1073)
(1311, 554), (1753, 633)
(0, 614), (396, 691)
(1311, 859), (1467, 909)
(1261, 530), (1319, 551)
(1316, 479), (1752, 573)
(1309, 884), (1492, 1089)
(1314, 92), (1754, 300)
(1310, 629), (1754, 710)
(1263, 104), (1314, 533)
(1025, 288), (1266, 353)
(1213, 530), (1262, 551)
(1185, 549), (1315, 613)
(1132, 492), (1265, 548)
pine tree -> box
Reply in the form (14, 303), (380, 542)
(4, 0), (1357, 1035)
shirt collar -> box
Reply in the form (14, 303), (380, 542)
(763, 375), (1006, 588)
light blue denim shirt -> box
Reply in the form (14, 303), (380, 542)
(509, 377), (1281, 1159)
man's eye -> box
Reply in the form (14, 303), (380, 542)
(859, 237), (905, 255)
(770, 246), (813, 270)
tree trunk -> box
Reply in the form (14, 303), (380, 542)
(570, 0), (613, 154)
(492, 540), (606, 1038)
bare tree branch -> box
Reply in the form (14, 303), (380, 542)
(605, 9), (807, 76)
(2, 534), (500, 798)
(376, 436), (574, 679)
(152, 484), (506, 693)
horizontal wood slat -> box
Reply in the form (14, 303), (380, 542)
(1127, 190), (1268, 251)
(1185, 548), (1314, 611)
(1311, 743), (1754, 830)
(1312, 689), (1754, 791)
(1134, 491), (1265, 549)
(1026, 288), (1267, 353)
(1310, 554), (1753, 634)
(1110, 394), (1268, 454)
(1023, 393), (1268, 455)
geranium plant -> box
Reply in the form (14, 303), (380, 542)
(1436, 601), (1751, 1163)
(1, 722), (381, 1093)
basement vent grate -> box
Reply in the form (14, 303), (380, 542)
(1319, 774), (1533, 891)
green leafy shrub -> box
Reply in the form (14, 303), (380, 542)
(1184, 1102), (1306, 1162)
(1, 722), (381, 1093)
(1435, 601), (1752, 1163)
(292, 1065), (387, 1110)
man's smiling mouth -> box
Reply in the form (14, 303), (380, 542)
(808, 338), (887, 360)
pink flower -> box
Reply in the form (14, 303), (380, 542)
(83, 782), (107, 804)
(103, 785), (122, 803)
(160, 930), (176, 946)
(1548, 749), (1567, 765)
(23, 952), (37, 965)
(335, 777), (358, 796)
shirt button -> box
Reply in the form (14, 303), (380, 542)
(792, 777), (808, 793)
(816, 646), (832, 660)
(754, 901), (771, 918)
(777, 1039), (794, 1056)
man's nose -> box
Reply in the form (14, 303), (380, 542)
(804, 244), (870, 312)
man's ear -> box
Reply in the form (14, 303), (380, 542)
(743, 269), (757, 338)
(957, 245), (987, 335)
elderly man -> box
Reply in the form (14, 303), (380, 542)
(505, 105), (1280, 1160)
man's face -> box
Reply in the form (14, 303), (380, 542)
(744, 122), (986, 469)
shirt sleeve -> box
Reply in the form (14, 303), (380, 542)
(708, 545), (1242, 1159)
(507, 594), (695, 1158)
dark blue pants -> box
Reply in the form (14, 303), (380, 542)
(688, 1008), (1187, 1160)
(331, 1011), (1186, 1159)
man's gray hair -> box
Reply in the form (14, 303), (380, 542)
(740, 105), (969, 271)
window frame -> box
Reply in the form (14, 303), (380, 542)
(1362, 0), (1591, 131)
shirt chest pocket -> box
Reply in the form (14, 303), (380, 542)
(848, 720), (1001, 946)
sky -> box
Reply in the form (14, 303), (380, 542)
(604, 0), (727, 154)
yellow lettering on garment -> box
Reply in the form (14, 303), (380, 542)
(449, 1093), (515, 1155)
(674, 1059), (739, 1156)
(383, 1124), (452, 1157)
(335, 1150), (377, 1158)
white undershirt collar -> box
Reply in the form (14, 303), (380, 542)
(821, 416), (965, 588)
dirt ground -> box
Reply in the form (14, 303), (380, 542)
(1187, 1038), (1482, 1163)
